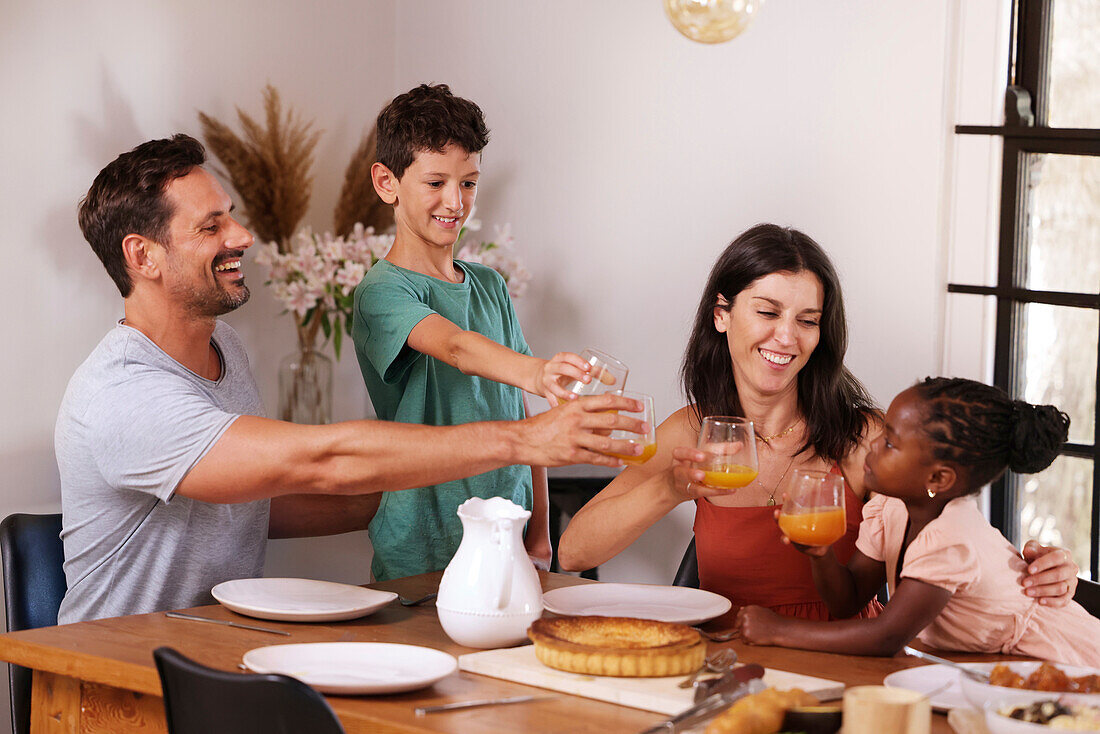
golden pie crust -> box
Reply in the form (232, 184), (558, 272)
(527, 615), (706, 677)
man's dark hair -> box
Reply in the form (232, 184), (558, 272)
(375, 83), (489, 180)
(78, 134), (206, 297)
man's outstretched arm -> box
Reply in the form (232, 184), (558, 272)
(177, 393), (645, 506)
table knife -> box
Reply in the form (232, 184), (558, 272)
(640, 665), (767, 733)
(693, 663), (765, 703)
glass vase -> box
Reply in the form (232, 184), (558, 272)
(277, 314), (333, 424)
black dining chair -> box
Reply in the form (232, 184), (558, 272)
(153, 647), (346, 734)
(673, 537), (699, 588)
(1073, 577), (1100, 619)
(0, 513), (66, 734)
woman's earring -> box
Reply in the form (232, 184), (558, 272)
(926, 488), (936, 499)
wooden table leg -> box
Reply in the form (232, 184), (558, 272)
(30, 671), (78, 734)
(30, 671), (168, 734)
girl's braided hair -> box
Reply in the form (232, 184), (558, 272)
(911, 377), (1069, 493)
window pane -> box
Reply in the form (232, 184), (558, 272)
(1020, 153), (1100, 294)
(1048, 0), (1100, 128)
(1013, 455), (1094, 578)
(1015, 302), (1097, 445)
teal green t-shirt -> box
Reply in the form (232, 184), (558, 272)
(352, 259), (533, 581)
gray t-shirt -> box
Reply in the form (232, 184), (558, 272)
(56, 321), (270, 623)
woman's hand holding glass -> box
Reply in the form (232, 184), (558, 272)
(777, 469), (846, 555)
(694, 416), (759, 491)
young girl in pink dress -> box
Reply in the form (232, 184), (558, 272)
(734, 377), (1100, 666)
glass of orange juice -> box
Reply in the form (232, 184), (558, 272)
(778, 469), (847, 546)
(695, 416), (758, 490)
(603, 391), (657, 465)
(559, 348), (628, 400)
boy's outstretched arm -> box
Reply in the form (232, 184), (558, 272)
(735, 578), (951, 657)
(407, 314), (590, 402)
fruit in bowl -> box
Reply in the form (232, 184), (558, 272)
(961, 662), (1100, 711)
(983, 697), (1100, 733)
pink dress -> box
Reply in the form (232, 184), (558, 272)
(857, 494), (1100, 666)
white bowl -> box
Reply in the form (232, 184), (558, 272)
(960, 661), (1100, 711)
(983, 697), (1100, 734)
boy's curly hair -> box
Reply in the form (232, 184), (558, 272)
(912, 377), (1069, 492)
(375, 84), (489, 179)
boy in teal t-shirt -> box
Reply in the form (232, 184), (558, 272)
(352, 84), (594, 581)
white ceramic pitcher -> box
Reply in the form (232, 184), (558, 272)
(436, 497), (543, 648)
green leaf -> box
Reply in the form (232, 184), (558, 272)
(333, 317), (343, 360)
(320, 311), (332, 339)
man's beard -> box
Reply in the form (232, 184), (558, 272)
(176, 279), (251, 319)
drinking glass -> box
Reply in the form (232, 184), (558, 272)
(695, 416), (758, 490)
(778, 469), (847, 546)
(559, 348), (629, 398)
(602, 392), (657, 465)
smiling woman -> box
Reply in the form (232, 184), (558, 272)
(557, 223), (1083, 621)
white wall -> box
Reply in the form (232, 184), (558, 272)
(392, 0), (959, 584)
(0, 2), (396, 728)
(0, 0), (1001, 729)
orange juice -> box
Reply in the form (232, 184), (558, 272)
(608, 442), (657, 464)
(701, 465), (758, 489)
(777, 506), (846, 546)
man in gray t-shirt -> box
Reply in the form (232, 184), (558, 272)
(58, 135), (647, 622)
(57, 321), (267, 622)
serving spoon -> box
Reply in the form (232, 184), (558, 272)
(902, 646), (991, 683)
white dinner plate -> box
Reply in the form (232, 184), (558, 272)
(884, 663), (970, 712)
(211, 578), (397, 622)
(243, 642), (457, 695)
(541, 583), (732, 625)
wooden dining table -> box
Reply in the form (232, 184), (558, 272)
(0, 571), (1010, 734)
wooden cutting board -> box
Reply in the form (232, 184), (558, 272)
(459, 646), (845, 715)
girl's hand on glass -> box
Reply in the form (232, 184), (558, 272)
(772, 495), (833, 557)
(734, 605), (784, 646)
(538, 352), (591, 402)
(1021, 540), (1079, 606)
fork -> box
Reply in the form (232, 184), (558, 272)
(678, 648), (739, 689)
(398, 592), (438, 607)
(694, 627), (738, 642)
(902, 646), (990, 683)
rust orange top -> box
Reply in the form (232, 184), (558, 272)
(694, 471), (880, 620)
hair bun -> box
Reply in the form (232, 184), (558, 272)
(1007, 401), (1070, 474)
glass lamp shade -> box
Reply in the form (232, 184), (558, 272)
(663, 0), (764, 44)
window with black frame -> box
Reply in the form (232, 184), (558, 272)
(949, 0), (1099, 579)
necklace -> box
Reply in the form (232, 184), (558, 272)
(755, 421), (800, 445)
(766, 456), (797, 506)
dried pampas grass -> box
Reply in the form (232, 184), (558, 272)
(198, 85), (320, 252)
(334, 126), (393, 238)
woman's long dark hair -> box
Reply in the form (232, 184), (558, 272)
(681, 223), (878, 464)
